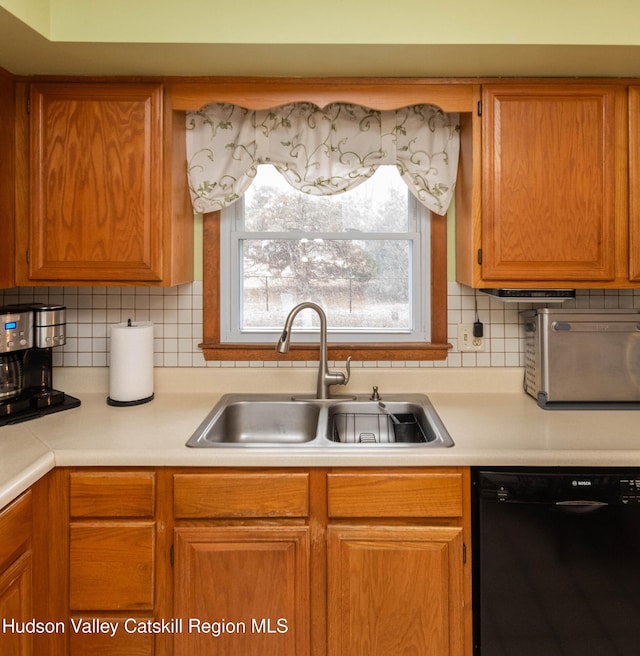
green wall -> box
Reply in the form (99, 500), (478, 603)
(0, 0), (50, 36)
(3, 0), (640, 46)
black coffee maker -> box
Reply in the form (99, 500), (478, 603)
(0, 304), (80, 425)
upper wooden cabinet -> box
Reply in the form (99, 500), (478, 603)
(628, 86), (640, 281)
(0, 68), (15, 289)
(456, 82), (628, 288)
(16, 82), (193, 286)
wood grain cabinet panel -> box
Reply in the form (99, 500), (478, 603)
(0, 68), (15, 289)
(327, 525), (464, 656)
(0, 553), (33, 656)
(69, 522), (155, 611)
(70, 471), (156, 518)
(69, 617), (154, 656)
(0, 492), (32, 572)
(28, 83), (163, 282)
(327, 471), (463, 518)
(481, 83), (625, 283)
(17, 81), (193, 286)
(629, 86), (640, 281)
(456, 82), (629, 288)
(173, 526), (310, 656)
(0, 491), (34, 656)
(174, 472), (310, 518)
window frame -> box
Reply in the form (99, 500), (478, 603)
(201, 206), (448, 361)
(220, 167), (431, 345)
(187, 77), (476, 362)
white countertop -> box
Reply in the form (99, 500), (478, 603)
(2, 366), (640, 508)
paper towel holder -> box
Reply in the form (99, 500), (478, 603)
(106, 318), (155, 407)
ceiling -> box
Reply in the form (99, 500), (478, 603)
(3, 5), (640, 78)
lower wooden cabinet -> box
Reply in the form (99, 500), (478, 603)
(69, 523), (155, 611)
(327, 525), (464, 656)
(173, 526), (310, 656)
(0, 491), (35, 656)
(172, 470), (313, 656)
(68, 623), (154, 656)
(325, 469), (468, 656)
(0, 552), (33, 656)
(171, 467), (470, 656)
(44, 466), (471, 656)
(61, 469), (165, 656)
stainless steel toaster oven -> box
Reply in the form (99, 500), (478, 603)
(522, 308), (640, 408)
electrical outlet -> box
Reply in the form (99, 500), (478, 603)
(458, 323), (485, 352)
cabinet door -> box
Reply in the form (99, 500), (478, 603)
(327, 525), (464, 656)
(174, 526), (310, 656)
(69, 522), (155, 611)
(481, 84), (625, 282)
(0, 552), (33, 656)
(629, 86), (640, 281)
(28, 83), (163, 282)
(68, 617), (153, 656)
(0, 68), (15, 288)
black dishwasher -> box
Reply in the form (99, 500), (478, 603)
(472, 468), (640, 656)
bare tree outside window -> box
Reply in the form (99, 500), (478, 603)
(221, 165), (430, 343)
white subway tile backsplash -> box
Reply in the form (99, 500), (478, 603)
(3, 282), (640, 369)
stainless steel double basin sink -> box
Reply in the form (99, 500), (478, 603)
(186, 393), (454, 448)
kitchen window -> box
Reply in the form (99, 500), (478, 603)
(200, 200), (449, 362)
(189, 88), (461, 361)
(219, 164), (430, 344)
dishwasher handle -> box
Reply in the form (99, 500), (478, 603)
(555, 500), (609, 514)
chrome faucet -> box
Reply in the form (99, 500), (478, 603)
(276, 302), (351, 399)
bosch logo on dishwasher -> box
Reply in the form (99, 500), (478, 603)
(572, 480), (592, 487)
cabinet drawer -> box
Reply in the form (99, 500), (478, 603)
(69, 617), (154, 656)
(70, 471), (155, 518)
(174, 473), (309, 518)
(327, 471), (463, 518)
(0, 491), (32, 571)
(69, 522), (155, 611)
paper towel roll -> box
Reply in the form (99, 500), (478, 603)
(107, 320), (154, 406)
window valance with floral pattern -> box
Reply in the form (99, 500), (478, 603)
(186, 102), (460, 216)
